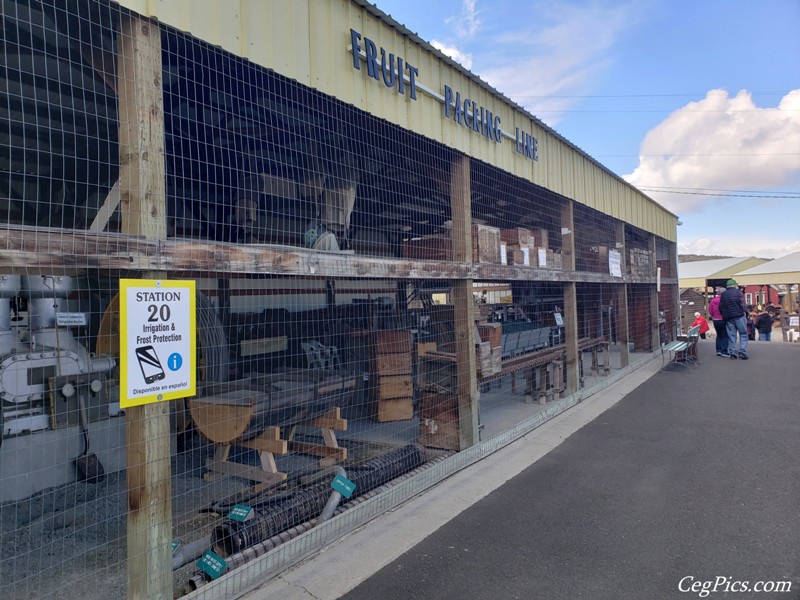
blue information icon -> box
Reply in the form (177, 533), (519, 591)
(167, 352), (183, 371)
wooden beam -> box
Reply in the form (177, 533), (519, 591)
(450, 156), (478, 450)
(650, 234), (660, 350)
(0, 225), (678, 285)
(450, 155), (471, 264)
(615, 222), (630, 367)
(561, 201), (579, 393)
(118, 17), (167, 241)
(118, 15), (172, 600)
(89, 180), (121, 232)
(125, 401), (172, 599)
(617, 284), (630, 367)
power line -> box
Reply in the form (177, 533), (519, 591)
(530, 109), (800, 113)
(513, 91), (792, 99)
(636, 187), (800, 199)
(638, 186), (800, 194)
(594, 153), (800, 158)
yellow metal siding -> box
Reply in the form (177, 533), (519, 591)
(112, 0), (676, 240)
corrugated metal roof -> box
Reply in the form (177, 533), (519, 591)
(678, 257), (758, 279)
(734, 251), (800, 285)
(678, 257), (766, 289)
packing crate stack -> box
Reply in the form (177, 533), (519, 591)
(500, 227), (561, 269)
(352, 329), (414, 422)
(628, 247), (655, 277)
(476, 322), (502, 378)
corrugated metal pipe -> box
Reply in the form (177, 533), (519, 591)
(182, 450), (452, 595)
(210, 444), (424, 558)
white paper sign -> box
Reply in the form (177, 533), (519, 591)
(538, 248), (547, 268)
(609, 249), (622, 277)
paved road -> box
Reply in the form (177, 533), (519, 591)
(339, 340), (800, 600)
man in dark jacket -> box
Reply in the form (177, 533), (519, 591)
(719, 279), (749, 359)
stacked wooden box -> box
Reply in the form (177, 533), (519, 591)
(501, 227), (532, 266)
(476, 342), (501, 377)
(372, 330), (414, 422)
(476, 322), (502, 377)
(401, 235), (452, 260)
(472, 224), (501, 263)
(628, 248), (655, 276)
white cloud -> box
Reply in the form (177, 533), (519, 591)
(625, 89), (800, 214)
(479, 3), (639, 126)
(678, 236), (800, 259)
(446, 0), (481, 38)
(431, 39), (473, 69)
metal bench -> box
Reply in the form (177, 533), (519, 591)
(661, 325), (700, 371)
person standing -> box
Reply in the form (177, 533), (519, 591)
(720, 279), (749, 359)
(691, 311), (710, 339)
(755, 310), (774, 341)
(708, 290), (728, 357)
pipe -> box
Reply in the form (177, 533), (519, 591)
(210, 445), (424, 557)
(173, 535), (212, 571)
(318, 466), (346, 523)
(184, 451), (451, 594)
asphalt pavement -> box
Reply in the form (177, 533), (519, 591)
(248, 338), (800, 600)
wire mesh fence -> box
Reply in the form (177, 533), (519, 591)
(0, 1), (677, 598)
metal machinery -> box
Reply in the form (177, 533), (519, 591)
(0, 275), (116, 439)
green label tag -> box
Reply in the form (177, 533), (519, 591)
(172, 540), (181, 553)
(198, 550), (227, 580)
(332, 473), (356, 498)
(227, 504), (253, 522)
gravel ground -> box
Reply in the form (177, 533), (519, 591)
(0, 432), (403, 600)
(0, 434), (249, 600)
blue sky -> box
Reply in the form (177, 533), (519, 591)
(372, 0), (800, 258)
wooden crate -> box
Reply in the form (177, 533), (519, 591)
(376, 397), (414, 422)
(537, 228), (549, 250)
(471, 224), (501, 263)
(507, 248), (526, 266)
(376, 353), (412, 376)
(476, 341), (493, 377)
(373, 329), (414, 421)
(491, 346), (502, 374)
(376, 329), (413, 354)
(500, 227), (531, 247)
(419, 393), (459, 450)
(377, 375), (413, 400)
(401, 235), (452, 260)
(417, 341), (437, 357)
(477, 323), (502, 348)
